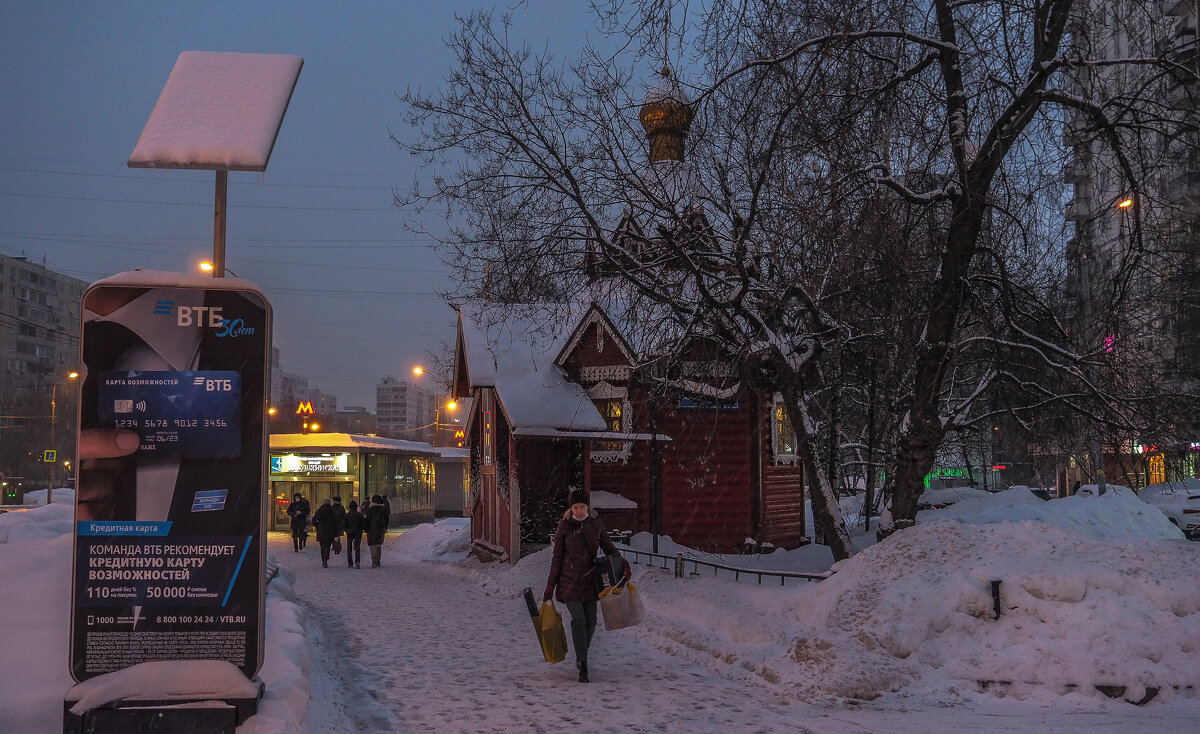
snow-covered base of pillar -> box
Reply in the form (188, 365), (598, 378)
(62, 660), (262, 734)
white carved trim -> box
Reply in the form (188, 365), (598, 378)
(558, 307), (636, 368)
(587, 381), (624, 400)
(579, 365), (632, 383)
(591, 449), (632, 463)
(587, 382), (632, 463)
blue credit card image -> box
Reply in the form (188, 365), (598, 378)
(97, 370), (242, 459)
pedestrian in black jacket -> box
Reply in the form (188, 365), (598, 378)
(344, 499), (366, 569)
(286, 494), (310, 552)
(364, 494), (390, 568)
(312, 497), (347, 568)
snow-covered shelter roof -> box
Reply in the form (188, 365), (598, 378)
(269, 433), (440, 457)
(129, 51), (303, 171)
(456, 304), (609, 434)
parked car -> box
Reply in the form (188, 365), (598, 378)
(1008, 485), (1054, 501)
(1071, 483), (1135, 498)
(917, 486), (991, 511)
(1136, 480), (1200, 540)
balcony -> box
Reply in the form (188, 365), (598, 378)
(1061, 159), (1092, 185)
(1177, 18), (1198, 43)
(1163, 0), (1194, 18)
(1167, 168), (1200, 204)
(1167, 78), (1197, 109)
(1062, 115), (1092, 147)
(1165, 48), (1200, 109)
(1065, 197), (1092, 222)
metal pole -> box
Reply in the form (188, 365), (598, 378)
(48, 384), (56, 506)
(649, 403), (661, 554)
(214, 169), (228, 277)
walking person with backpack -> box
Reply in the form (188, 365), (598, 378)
(364, 494), (390, 568)
(344, 499), (366, 569)
(312, 496), (347, 568)
(543, 488), (629, 683)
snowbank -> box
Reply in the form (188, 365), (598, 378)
(469, 490), (1200, 704)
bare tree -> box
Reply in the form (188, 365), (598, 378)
(400, 1), (1197, 557)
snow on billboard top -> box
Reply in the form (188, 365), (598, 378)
(129, 51), (303, 171)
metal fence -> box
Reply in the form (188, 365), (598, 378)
(614, 543), (832, 586)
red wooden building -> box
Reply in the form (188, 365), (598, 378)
(453, 303), (807, 563)
(452, 71), (806, 562)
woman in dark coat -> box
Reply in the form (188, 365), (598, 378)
(311, 497), (346, 568)
(344, 500), (366, 569)
(364, 494), (390, 568)
(286, 493), (310, 552)
(543, 488), (629, 683)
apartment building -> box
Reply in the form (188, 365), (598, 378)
(1064, 2), (1200, 483)
(376, 376), (435, 442)
(0, 254), (88, 487)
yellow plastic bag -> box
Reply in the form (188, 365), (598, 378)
(538, 601), (568, 663)
(598, 580), (645, 631)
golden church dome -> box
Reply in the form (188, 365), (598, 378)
(639, 68), (692, 162)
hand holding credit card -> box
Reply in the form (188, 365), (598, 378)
(97, 370), (242, 458)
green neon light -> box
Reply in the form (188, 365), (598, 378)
(923, 467), (969, 489)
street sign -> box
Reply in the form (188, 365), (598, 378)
(44, 450), (57, 463)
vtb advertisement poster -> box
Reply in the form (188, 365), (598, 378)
(69, 271), (270, 682)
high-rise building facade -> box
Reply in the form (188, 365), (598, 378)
(1064, 3), (1200, 483)
(376, 376), (435, 442)
(0, 254), (88, 489)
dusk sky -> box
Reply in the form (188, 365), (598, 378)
(0, 1), (595, 410)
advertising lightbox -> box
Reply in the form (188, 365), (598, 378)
(69, 272), (270, 682)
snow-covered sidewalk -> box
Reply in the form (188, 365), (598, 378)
(254, 522), (1198, 733)
(3, 498), (1197, 733)
(266, 532), (805, 733)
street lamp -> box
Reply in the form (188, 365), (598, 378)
(200, 261), (239, 278)
(48, 371), (80, 505)
(434, 400), (459, 447)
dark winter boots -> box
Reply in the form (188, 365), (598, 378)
(577, 660), (588, 683)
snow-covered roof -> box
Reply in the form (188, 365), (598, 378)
(269, 432), (440, 457)
(129, 51), (303, 171)
(456, 304), (608, 433)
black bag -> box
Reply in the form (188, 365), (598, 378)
(594, 553), (626, 592)
(333, 537), (342, 554)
